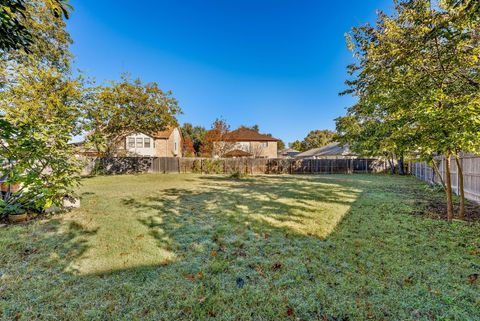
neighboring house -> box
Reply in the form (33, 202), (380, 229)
(223, 149), (253, 158)
(279, 148), (300, 158)
(124, 127), (182, 157)
(214, 128), (279, 159)
(295, 142), (354, 159)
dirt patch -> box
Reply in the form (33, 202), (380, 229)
(413, 199), (480, 222)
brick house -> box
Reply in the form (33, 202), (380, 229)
(124, 127), (182, 157)
(214, 128), (279, 159)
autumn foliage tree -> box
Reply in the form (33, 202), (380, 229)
(201, 118), (232, 157)
(182, 137), (195, 157)
(181, 122), (207, 156)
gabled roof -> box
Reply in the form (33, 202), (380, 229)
(223, 149), (253, 158)
(222, 128), (279, 142)
(152, 127), (177, 139)
(295, 142), (352, 158)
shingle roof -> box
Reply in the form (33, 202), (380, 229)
(295, 142), (352, 158)
(222, 128), (279, 142)
(152, 127), (176, 139)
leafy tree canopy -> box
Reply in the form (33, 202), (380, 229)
(0, 0), (70, 53)
(85, 74), (182, 156)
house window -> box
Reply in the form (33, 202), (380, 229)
(262, 142), (268, 148)
(144, 138), (151, 148)
(136, 138), (143, 148)
(174, 142), (177, 151)
(128, 137), (135, 148)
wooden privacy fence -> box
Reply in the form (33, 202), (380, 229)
(411, 155), (480, 203)
(81, 157), (388, 176)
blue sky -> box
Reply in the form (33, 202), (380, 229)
(68, 0), (391, 143)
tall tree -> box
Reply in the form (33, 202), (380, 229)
(0, 0), (79, 214)
(289, 140), (303, 151)
(85, 74), (182, 156)
(301, 129), (336, 151)
(0, 67), (84, 213)
(201, 118), (232, 157)
(0, 0), (70, 53)
(181, 122), (206, 156)
(337, 0), (480, 220)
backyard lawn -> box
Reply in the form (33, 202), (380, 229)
(1, 174), (479, 320)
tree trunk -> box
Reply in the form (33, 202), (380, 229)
(444, 154), (454, 221)
(455, 155), (465, 220)
(431, 158), (446, 190)
(397, 155), (405, 175)
(387, 158), (395, 175)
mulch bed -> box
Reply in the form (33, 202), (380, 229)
(413, 199), (480, 222)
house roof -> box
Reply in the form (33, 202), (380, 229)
(223, 149), (253, 158)
(280, 148), (299, 154)
(295, 142), (353, 158)
(222, 128), (279, 142)
(152, 127), (176, 139)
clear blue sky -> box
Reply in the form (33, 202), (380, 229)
(68, 0), (391, 144)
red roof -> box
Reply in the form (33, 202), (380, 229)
(222, 128), (279, 142)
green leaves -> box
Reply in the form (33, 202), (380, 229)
(337, 0), (480, 160)
(0, 67), (84, 214)
(84, 74), (182, 157)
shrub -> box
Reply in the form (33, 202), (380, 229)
(203, 159), (224, 174)
(230, 171), (248, 180)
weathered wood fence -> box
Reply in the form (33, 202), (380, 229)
(82, 157), (388, 176)
(411, 155), (480, 203)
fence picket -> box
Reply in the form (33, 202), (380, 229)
(412, 155), (480, 204)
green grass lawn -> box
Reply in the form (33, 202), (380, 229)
(1, 174), (479, 320)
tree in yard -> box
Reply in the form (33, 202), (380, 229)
(85, 74), (182, 157)
(289, 140), (303, 152)
(338, 0), (480, 220)
(0, 0), (70, 53)
(288, 130), (335, 152)
(182, 137), (195, 157)
(300, 129), (336, 151)
(201, 118), (233, 157)
(181, 122), (207, 156)
(277, 139), (286, 151)
(0, 67), (84, 213)
(0, 0), (81, 215)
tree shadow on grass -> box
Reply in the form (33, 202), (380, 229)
(113, 175), (479, 320)
(0, 219), (98, 319)
(128, 175), (364, 244)
(3, 175), (479, 320)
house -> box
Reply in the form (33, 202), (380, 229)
(279, 148), (300, 158)
(124, 127), (182, 157)
(295, 142), (354, 159)
(214, 128), (279, 159)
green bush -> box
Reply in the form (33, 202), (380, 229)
(192, 160), (202, 173)
(230, 171), (248, 180)
(191, 159), (224, 174)
(203, 159), (224, 174)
